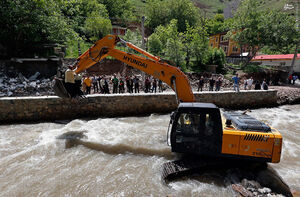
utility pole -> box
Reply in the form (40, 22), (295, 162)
(141, 16), (146, 84)
(141, 16), (146, 50)
(290, 0), (300, 75)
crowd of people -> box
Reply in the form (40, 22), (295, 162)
(63, 66), (164, 98)
(197, 74), (271, 93)
(63, 65), (298, 98)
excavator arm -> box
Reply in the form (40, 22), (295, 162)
(72, 35), (195, 102)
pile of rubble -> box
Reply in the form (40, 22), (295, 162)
(232, 179), (285, 197)
(0, 71), (54, 97)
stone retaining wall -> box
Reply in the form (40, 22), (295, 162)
(0, 90), (277, 124)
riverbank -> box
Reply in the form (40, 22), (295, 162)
(0, 90), (278, 124)
(271, 85), (300, 105)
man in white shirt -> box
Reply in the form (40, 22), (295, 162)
(64, 66), (75, 97)
(247, 77), (253, 90)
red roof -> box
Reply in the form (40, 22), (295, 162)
(252, 54), (300, 60)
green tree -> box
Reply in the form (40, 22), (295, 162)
(164, 20), (184, 67)
(229, 0), (298, 65)
(0, 0), (76, 57)
(190, 26), (209, 70)
(98, 0), (132, 19)
(148, 33), (163, 56)
(206, 47), (226, 73)
(84, 2), (112, 41)
(146, 0), (199, 33)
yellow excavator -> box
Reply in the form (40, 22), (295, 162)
(53, 35), (282, 165)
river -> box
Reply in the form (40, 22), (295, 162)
(0, 105), (299, 196)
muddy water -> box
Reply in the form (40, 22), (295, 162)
(0, 105), (299, 196)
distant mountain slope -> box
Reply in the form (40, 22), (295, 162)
(129, 0), (289, 19)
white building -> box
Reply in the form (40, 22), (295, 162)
(251, 54), (300, 73)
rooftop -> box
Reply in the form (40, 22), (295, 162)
(252, 54), (300, 60)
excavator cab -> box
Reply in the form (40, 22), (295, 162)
(168, 103), (223, 156)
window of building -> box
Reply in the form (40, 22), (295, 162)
(216, 37), (218, 42)
(220, 35), (228, 42)
(232, 46), (239, 52)
(223, 46), (228, 53)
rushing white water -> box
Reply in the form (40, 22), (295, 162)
(0, 105), (299, 196)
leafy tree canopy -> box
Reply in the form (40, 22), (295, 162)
(146, 0), (199, 33)
(229, 0), (298, 64)
(0, 0), (76, 57)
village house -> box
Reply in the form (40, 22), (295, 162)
(251, 54), (300, 73)
(209, 32), (242, 57)
(112, 25), (127, 36)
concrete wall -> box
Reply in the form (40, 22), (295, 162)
(0, 90), (278, 124)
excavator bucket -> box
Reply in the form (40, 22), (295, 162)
(52, 78), (70, 98)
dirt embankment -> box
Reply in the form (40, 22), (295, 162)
(271, 85), (300, 105)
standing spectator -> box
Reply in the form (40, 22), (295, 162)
(83, 76), (92, 94)
(215, 77), (222, 91)
(152, 78), (157, 93)
(126, 76), (130, 93)
(158, 80), (163, 92)
(119, 78), (125, 93)
(232, 74), (240, 92)
(247, 77), (253, 90)
(112, 75), (119, 94)
(292, 75), (298, 85)
(64, 65), (76, 97)
(145, 77), (150, 93)
(92, 75), (98, 93)
(97, 75), (102, 90)
(288, 74), (293, 84)
(149, 77), (153, 90)
(134, 76), (139, 93)
(129, 77), (134, 93)
(99, 77), (105, 93)
(243, 77), (248, 90)
(198, 76), (204, 92)
(104, 78), (109, 94)
(74, 73), (83, 97)
(262, 79), (268, 90)
(209, 77), (215, 91)
(254, 80), (261, 90)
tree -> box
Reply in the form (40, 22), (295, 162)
(229, 0), (298, 66)
(98, 0), (132, 19)
(164, 20), (184, 67)
(190, 25), (209, 70)
(260, 11), (298, 54)
(206, 48), (226, 73)
(146, 0), (199, 33)
(0, 0), (76, 57)
(84, 2), (112, 41)
(148, 33), (163, 56)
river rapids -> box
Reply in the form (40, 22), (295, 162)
(0, 105), (299, 196)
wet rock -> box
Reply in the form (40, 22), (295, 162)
(7, 91), (13, 96)
(29, 81), (37, 88)
(258, 187), (272, 194)
(28, 72), (40, 81)
(232, 184), (254, 197)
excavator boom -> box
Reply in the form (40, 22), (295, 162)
(72, 35), (194, 102)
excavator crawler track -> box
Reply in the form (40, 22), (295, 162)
(162, 158), (224, 182)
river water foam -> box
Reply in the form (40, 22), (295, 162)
(0, 105), (299, 196)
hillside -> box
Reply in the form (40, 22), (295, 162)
(129, 0), (289, 19)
